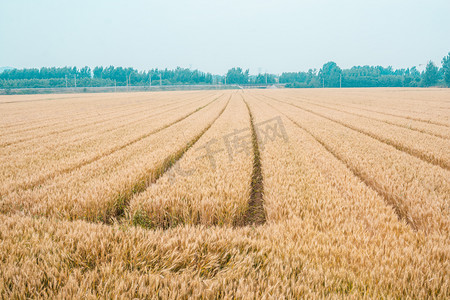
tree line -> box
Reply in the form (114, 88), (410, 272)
(0, 67), (216, 89)
(281, 53), (450, 88)
(1, 52), (449, 89)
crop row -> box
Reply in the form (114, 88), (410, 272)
(0, 94), (229, 222)
(0, 95), (219, 195)
(261, 92), (450, 139)
(0, 89), (447, 298)
(0, 91), (209, 130)
(130, 93), (254, 228)
(273, 89), (450, 126)
(263, 94), (450, 169)
(256, 94), (449, 233)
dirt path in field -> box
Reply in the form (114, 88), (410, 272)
(112, 95), (232, 223)
(242, 95), (266, 226)
(260, 98), (418, 230)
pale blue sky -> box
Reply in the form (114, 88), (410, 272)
(1, 0), (449, 74)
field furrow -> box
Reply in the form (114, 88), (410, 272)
(314, 96), (450, 126)
(0, 95), (220, 195)
(264, 93), (450, 139)
(265, 95), (450, 170)
(280, 89), (450, 119)
(0, 89), (448, 298)
(0, 94), (230, 222)
(0, 91), (204, 129)
(1, 93), (213, 155)
(242, 96), (265, 226)
(0, 91), (209, 137)
(0, 93), (212, 147)
(0, 98), (190, 146)
(0, 93), (152, 126)
(257, 95), (449, 233)
(129, 93), (254, 228)
(275, 89), (450, 125)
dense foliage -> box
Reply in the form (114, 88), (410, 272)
(282, 64), (440, 88)
(282, 52), (449, 88)
(1, 52), (449, 89)
(441, 53), (450, 86)
(0, 66), (215, 88)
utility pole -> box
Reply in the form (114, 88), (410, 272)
(114, 80), (116, 92)
(322, 78), (324, 88)
(149, 73), (152, 88)
(74, 75), (77, 88)
(224, 76), (227, 85)
(159, 73), (162, 86)
(340, 74), (342, 88)
(265, 73), (268, 85)
(65, 75), (67, 88)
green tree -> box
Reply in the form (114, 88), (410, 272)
(226, 67), (249, 84)
(255, 73), (276, 84)
(442, 52), (450, 86)
(78, 66), (91, 79)
(318, 62), (341, 87)
(422, 61), (439, 87)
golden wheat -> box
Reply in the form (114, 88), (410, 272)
(255, 93), (449, 233)
(129, 93), (252, 228)
(0, 90), (208, 123)
(0, 95), (216, 195)
(0, 88), (448, 298)
(278, 88), (450, 125)
(268, 93), (450, 139)
(265, 95), (450, 169)
(0, 93), (229, 222)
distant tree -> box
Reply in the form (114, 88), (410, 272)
(422, 61), (439, 87)
(279, 69), (320, 87)
(318, 62), (341, 87)
(78, 66), (91, 78)
(226, 67), (249, 84)
(255, 73), (276, 84)
(442, 52), (450, 86)
(93, 66), (104, 78)
(2, 59), (449, 89)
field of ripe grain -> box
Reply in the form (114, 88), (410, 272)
(0, 88), (448, 298)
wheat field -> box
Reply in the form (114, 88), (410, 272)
(0, 88), (448, 298)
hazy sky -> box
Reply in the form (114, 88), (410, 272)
(1, 0), (449, 74)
